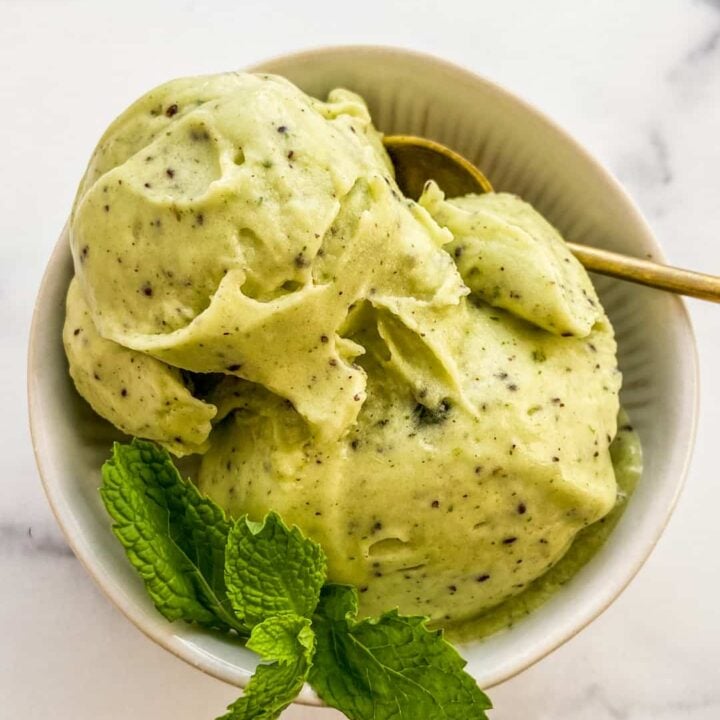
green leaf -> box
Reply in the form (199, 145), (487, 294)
(218, 614), (315, 720)
(224, 512), (327, 627)
(309, 585), (492, 720)
(100, 439), (245, 633)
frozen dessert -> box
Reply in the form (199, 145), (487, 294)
(64, 71), (640, 634)
(63, 277), (215, 455)
(68, 72), (459, 442)
(197, 183), (621, 625)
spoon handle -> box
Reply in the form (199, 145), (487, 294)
(567, 242), (720, 302)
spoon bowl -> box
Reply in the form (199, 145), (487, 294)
(384, 135), (492, 199)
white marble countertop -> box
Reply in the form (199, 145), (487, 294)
(2, 0), (719, 717)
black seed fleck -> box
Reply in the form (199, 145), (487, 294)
(414, 398), (452, 425)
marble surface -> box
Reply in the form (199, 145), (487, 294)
(2, 0), (719, 717)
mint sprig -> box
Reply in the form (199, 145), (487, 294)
(100, 441), (492, 720)
(310, 585), (492, 719)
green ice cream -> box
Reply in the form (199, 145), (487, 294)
(419, 181), (600, 336)
(63, 276), (215, 455)
(64, 71), (638, 635)
(198, 257), (621, 625)
(69, 72), (461, 440)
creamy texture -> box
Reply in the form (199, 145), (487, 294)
(63, 277), (215, 455)
(65, 71), (633, 633)
(199, 294), (620, 625)
(70, 72), (462, 440)
(419, 182), (600, 336)
(445, 415), (641, 641)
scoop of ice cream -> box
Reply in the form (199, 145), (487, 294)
(198, 286), (620, 624)
(63, 277), (215, 455)
(70, 72), (465, 439)
(197, 185), (620, 623)
(419, 182), (601, 336)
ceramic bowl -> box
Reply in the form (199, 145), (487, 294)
(28, 46), (698, 702)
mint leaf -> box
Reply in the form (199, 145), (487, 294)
(224, 512), (326, 627)
(309, 585), (492, 720)
(101, 440), (245, 633)
(218, 614), (315, 720)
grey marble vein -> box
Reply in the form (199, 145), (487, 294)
(584, 683), (629, 720)
(700, 0), (720, 12)
(0, 522), (74, 558)
(685, 25), (720, 63)
(665, 3), (720, 82)
(648, 129), (674, 186)
(613, 126), (675, 212)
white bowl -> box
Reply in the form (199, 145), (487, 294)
(28, 46), (699, 701)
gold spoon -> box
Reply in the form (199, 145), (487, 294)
(384, 135), (720, 302)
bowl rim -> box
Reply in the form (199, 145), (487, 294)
(28, 44), (699, 702)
